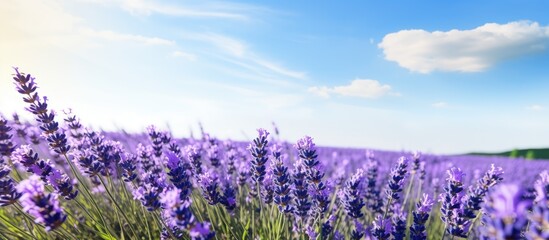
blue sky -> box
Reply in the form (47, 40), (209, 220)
(2, 0), (549, 154)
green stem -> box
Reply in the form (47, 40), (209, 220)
(383, 197), (393, 219)
(61, 154), (109, 232)
(402, 172), (415, 212)
(97, 176), (139, 237)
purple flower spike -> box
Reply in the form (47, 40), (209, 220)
(446, 167), (465, 184)
(463, 164), (504, 219)
(482, 184), (532, 239)
(440, 167), (470, 238)
(248, 128), (270, 187)
(190, 221), (215, 240)
(411, 151), (421, 173)
(372, 215), (392, 240)
(295, 136), (315, 152)
(186, 145), (202, 176)
(17, 175), (67, 231)
(47, 168), (78, 200)
(12, 69), (70, 155)
(384, 157), (409, 216)
(534, 170), (549, 203)
(199, 171), (220, 205)
(0, 164), (21, 206)
(341, 169), (365, 219)
(392, 204), (407, 240)
(0, 118), (16, 158)
(271, 144), (293, 213)
(410, 194), (434, 240)
(528, 175), (549, 240)
(161, 188), (195, 230)
(257, 128), (269, 140)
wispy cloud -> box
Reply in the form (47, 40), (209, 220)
(432, 102), (449, 108)
(184, 32), (307, 80)
(309, 79), (394, 99)
(253, 59), (307, 80)
(188, 33), (247, 57)
(82, 29), (175, 45)
(115, 0), (249, 20)
(172, 50), (197, 61)
(379, 21), (549, 73)
(526, 104), (544, 111)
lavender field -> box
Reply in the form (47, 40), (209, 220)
(0, 68), (547, 240)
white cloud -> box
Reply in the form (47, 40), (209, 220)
(82, 29), (175, 45)
(527, 104), (544, 111)
(309, 79), (393, 99)
(308, 86), (331, 98)
(172, 50), (197, 61)
(379, 21), (549, 73)
(432, 102), (448, 108)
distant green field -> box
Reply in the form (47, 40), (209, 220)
(468, 148), (549, 160)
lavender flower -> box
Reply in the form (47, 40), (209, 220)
(0, 165), (21, 206)
(119, 153), (138, 182)
(248, 128), (269, 186)
(482, 184), (533, 239)
(463, 164), (504, 219)
(189, 222), (215, 240)
(161, 188), (195, 230)
(292, 160), (311, 219)
(226, 149), (237, 175)
(306, 225), (317, 240)
(341, 168), (365, 219)
(296, 136), (328, 217)
(534, 170), (549, 204)
(351, 219), (365, 240)
(320, 215), (335, 240)
(220, 182), (237, 212)
(238, 164), (249, 187)
(11, 113), (27, 141)
(28, 126), (41, 145)
(411, 151), (421, 174)
(63, 111), (84, 141)
(409, 194), (434, 240)
(365, 157), (383, 214)
(440, 167), (470, 238)
(136, 143), (155, 175)
(207, 143), (221, 168)
(199, 171), (220, 205)
(47, 168), (78, 200)
(13, 68), (70, 155)
(17, 175), (67, 231)
(0, 118), (16, 158)
(295, 136), (318, 169)
(166, 152), (192, 199)
(186, 145), (202, 176)
(262, 173), (274, 204)
(384, 157), (408, 216)
(12, 145), (39, 169)
(73, 149), (103, 178)
(527, 190), (549, 240)
(147, 125), (164, 158)
(391, 204), (407, 240)
(372, 215), (391, 240)
(12, 145), (55, 181)
(134, 183), (162, 211)
(334, 231), (345, 240)
(270, 144), (293, 213)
